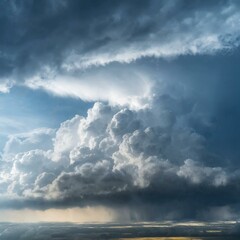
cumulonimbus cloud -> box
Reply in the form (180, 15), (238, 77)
(1, 0), (240, 221)
(0, 93), (238, 220)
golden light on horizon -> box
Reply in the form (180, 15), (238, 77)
(0, 207), (117, 223)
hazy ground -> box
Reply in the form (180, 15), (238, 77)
(1, 221), (240, 239)
(118, 238), (235, 240)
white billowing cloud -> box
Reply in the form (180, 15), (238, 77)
(8, 150), (54, 196)
(3, 128), (55, 158)
(0, 98), (230, 204)
(53, 115), (82, 163)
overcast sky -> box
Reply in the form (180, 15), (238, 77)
(1, 0), (240, 222)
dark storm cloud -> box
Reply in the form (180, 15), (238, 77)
(143, 51), (240, 168)
(0, 0), (240, 94)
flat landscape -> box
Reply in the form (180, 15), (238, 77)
(1, 222), (240, 240)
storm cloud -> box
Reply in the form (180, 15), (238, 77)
(0, 0), (240, 222)
(0, 93), (240, 220)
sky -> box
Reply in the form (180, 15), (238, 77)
(0, 0), (240, 223)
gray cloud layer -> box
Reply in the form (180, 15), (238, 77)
(0, 0), (240, 105)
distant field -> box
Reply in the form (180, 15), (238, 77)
(117, 238), (237, 240)
(117, 238), (203, 240)
(0, 222), (239, 239)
